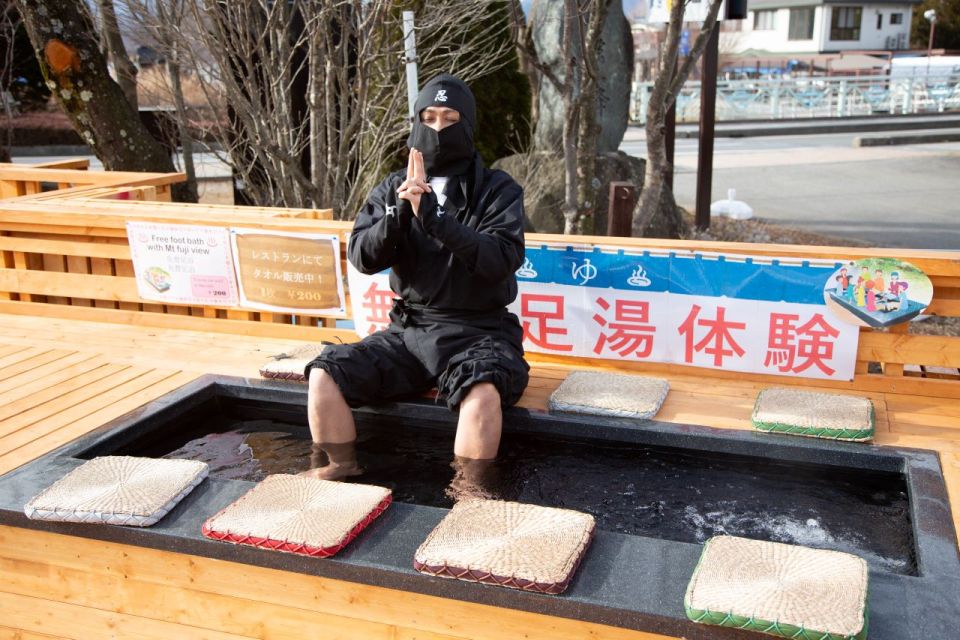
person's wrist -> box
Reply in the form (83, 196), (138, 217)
(419, 195), (443, 233)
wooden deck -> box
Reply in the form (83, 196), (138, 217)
(1, 166), (958, 639)
(0, 311), (958, 640)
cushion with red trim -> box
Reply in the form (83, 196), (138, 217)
(202, 474), (391, 557)
(259, 345), (329, 382)
(414, 499), (595, 595)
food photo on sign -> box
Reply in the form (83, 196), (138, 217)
(823, 258), (934, 329)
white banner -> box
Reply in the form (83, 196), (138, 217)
(347, 247), (860, 381)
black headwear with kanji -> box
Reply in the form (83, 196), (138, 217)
(406, 74), (477, 177)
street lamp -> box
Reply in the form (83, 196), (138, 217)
(924, 9), (937, 77)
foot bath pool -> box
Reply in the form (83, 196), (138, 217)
(0, 375), (957, 639)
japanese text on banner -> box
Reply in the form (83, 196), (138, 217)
(346, 246), (859, 381)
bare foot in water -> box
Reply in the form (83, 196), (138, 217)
(298, 463), (364, 481)
(300, 441), (363, 481)
(445, 456), (498, 502)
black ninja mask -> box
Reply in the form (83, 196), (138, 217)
(407, 74), (477, 177)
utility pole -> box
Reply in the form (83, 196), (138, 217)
(924, 9), (937, 78)
(403, 11), (419, 121)
(694, 25), (719, 231)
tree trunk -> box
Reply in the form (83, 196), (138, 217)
(511, 0), (540, 128)
(154, 1), (197, 202)
(575, 83), (598, 235)
(634, 96), (684, 238)
(559, 0), (579, 234)
(98, 0), (138, 110)
(166, 55), (198, 202)
(15, 0), (194, 202)
(574, 0), (613, 236)
(632, 0), (722, 238)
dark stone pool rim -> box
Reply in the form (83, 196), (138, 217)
(0, 375), (958, 640)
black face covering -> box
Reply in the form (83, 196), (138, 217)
(406, 73), (477, 177)
(408, 120), (475, 177)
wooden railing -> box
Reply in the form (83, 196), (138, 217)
(0, 166), (957, 400)
(0, 164), (184, 201)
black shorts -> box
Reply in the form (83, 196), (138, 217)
(305, 301), (529, 410)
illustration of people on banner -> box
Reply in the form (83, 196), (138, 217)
(823, 258), (933, 329)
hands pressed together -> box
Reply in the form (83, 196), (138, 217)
(397, 148), (431, 216)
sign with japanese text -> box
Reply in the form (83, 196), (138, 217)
(231, 230), (345, 315)
(347, 245), (860, 381)
(126, 222), (238, 306)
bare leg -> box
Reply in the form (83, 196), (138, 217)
(454, 382), (502, 460)
(307, 368), (356, 442)
(300, 368), (362, 480)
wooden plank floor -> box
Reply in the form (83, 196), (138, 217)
(0, 311), (958, 639)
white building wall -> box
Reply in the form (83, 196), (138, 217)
(822, 4), (913, 51)
(732, 3), (913, 54)
(734, 7), (825, 53)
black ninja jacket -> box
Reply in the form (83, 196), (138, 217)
(348, 157), (525, 312)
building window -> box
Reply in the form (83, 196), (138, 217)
(877, 13), (883, 29)
(788, 7), (815, 40)
(890, 13), (903, 25)
(754, 10), (776, 30)
(831, 7), (862, 41)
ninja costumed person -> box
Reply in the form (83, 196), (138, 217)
(302, 74), (529, 493)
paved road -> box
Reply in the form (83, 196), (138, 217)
(14, 124), (960, 250)
(620, 126), (960, 250)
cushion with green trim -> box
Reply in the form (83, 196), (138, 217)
(685, 536), (869, 640)
(548, 371), (669, 420)
(752, 388), (874, 442)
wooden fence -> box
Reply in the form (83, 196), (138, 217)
(1, 166), (957, 401)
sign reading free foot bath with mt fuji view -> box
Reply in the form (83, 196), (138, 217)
(127, 222), (239, 306)
(349, 245), (861, 381)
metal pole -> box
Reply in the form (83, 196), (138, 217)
(402, 11), (419, 121)
(606, 182), (637, 237)
(665, 100), (676, 190)
(926, 20), (936, 77)
(694, 25), (719, 231)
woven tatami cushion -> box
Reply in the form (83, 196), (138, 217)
(414, 499), (595, 595)
(548, 371), (669, 419)
(24, 456), (208, 527)
(259, 344), (328, 382)
(685, 536), (869, 640)
(202, 474), (392, 557)
(752, 388), (874, 442)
